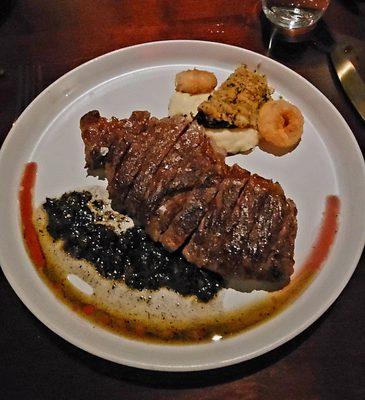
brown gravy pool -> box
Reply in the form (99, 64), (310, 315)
(20, 162), (340, 344)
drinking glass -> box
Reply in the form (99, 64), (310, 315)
(262, 0), (330, 35)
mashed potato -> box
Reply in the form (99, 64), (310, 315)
(206, 128), (259, 154)
(168, 91), (211, 118)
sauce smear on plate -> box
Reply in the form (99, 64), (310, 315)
(19, 162), (45, 268)
(20, 162), (341, 343)
(302, 195), (340, 273)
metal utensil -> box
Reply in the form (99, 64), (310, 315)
(312, 22), (365, 122)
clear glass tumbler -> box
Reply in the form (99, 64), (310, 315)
(262, 0), (330, 34)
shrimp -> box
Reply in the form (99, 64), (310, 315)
(175, 69), (217, 95)
(258, 99), (304, 148)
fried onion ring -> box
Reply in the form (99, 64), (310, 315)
(258, 99), (304, 148)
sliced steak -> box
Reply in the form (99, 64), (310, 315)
(142, 122), (207, 218)
(142, 121), (226, 221)
(245, 184), (286, 266)
(105, 111), (151, 183)
(80, 110), (298, 294)
(216, 176), (292, 292)
(252, 198), (297, 288)
(80, 110), (128, 173)
(110, 116), (159, 210)
(146, 191), (192, 242)
(142, 121), (227, 240)
(159, 186), (219, 252)
(124, 116), (189, 220)
(184, 174), (275, 290)
(183, 165), (250, 269)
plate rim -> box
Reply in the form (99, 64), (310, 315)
(0, 39), (364, 372)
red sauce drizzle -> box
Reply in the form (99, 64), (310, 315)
(301, 195), (340, 274)
(82, 304), (95, 315)
(19, 162), (45, 268)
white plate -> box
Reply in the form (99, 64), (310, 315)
(0, 40), (364, 372)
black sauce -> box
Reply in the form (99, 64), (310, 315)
(195, 111), (234, 129)
(43, 191), (224, 302)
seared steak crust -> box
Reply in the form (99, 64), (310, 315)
(125, 115), (189, 220)
(80, 111), (297, 292)
(159, 186), (220, 252)
(142, 121), (224, 218)
(183, 165), (250, 271)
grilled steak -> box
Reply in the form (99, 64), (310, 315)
(110, 116), (160, 209)
(183, 165), (250, 272)
(80, 110), (297, 292)
(185, 174), (294, 291)
(159, 186), (219, 252)
(143, 121), (227, 220)
(105, 111), (151, 180)
(124, 115), (189, 219)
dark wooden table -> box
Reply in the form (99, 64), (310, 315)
(0, 1), (364, 399)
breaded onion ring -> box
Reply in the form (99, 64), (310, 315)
(258, 99), (304, 148)
(175, 69), (217, 95)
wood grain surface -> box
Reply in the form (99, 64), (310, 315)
(0, 1), (364, 399)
